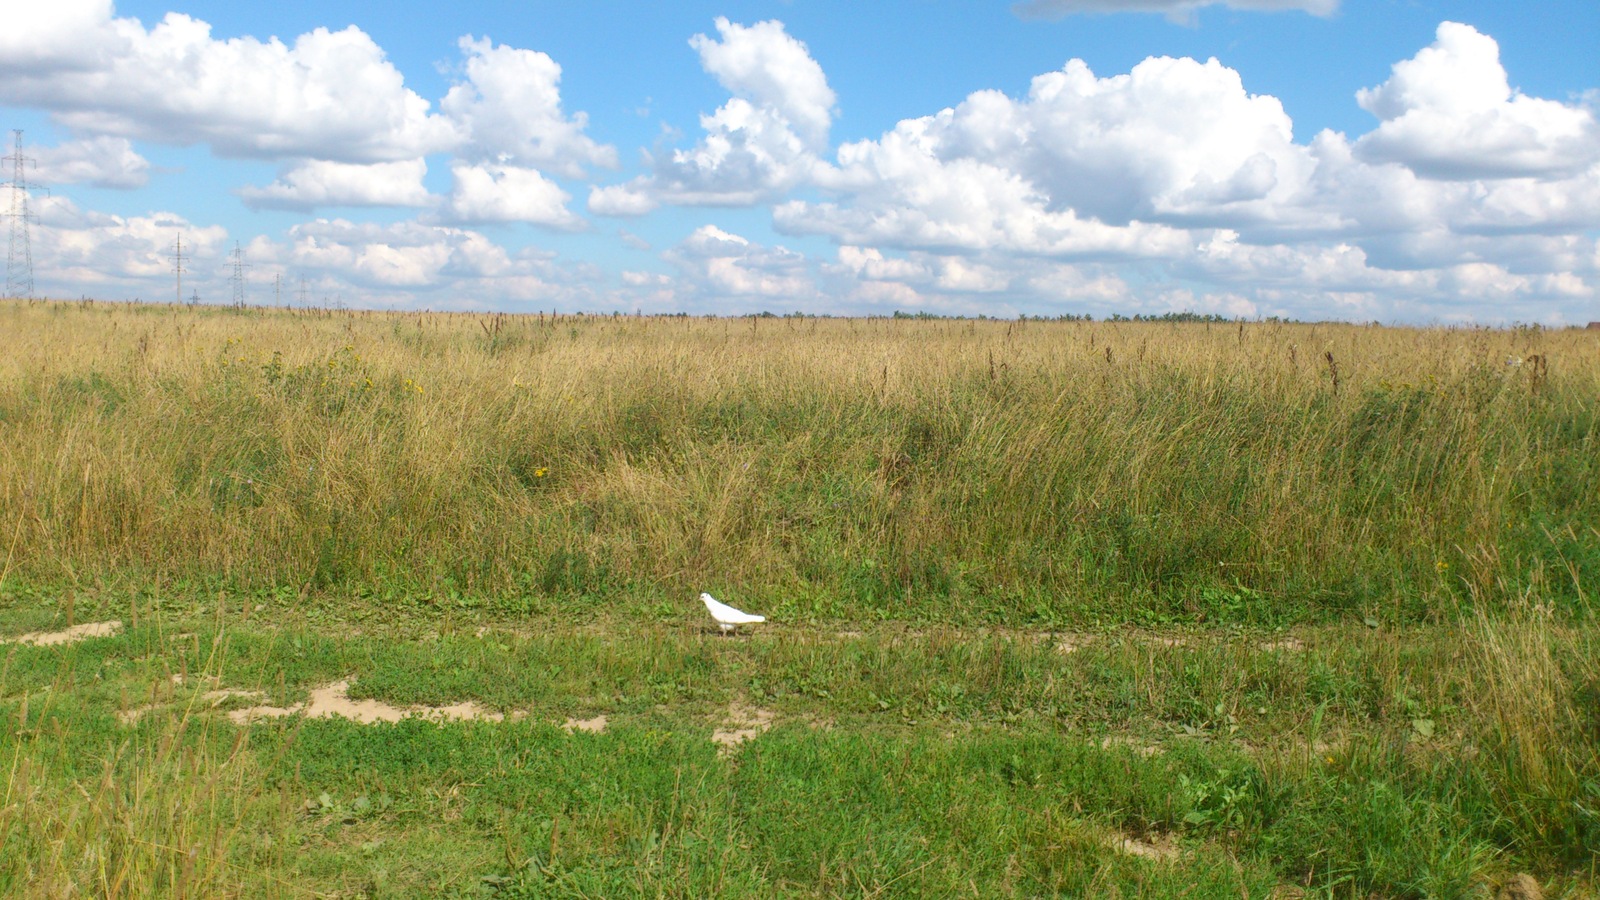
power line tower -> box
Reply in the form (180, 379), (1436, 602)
(228, 241), (249, 308)
(273, 273), (282, 306)
(296, 276), (309, 307)
(4, 130), (38, 300)
(171, 233), (188, 305)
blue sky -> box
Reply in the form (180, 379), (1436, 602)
(2, 0), (1597, 322)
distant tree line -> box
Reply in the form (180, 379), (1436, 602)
(889, 309), (1275, 323)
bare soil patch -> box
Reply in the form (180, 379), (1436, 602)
(712, 701), (775, 751)
(229, 680), (512, 725)
(562, 714), (609, 734)
(3, 620), (123, 646)
(1109, 831), (1180, 861)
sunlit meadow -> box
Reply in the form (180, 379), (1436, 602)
(1, 299), (1596, 897)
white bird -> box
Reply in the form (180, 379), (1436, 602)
(700, 592), (765, 634)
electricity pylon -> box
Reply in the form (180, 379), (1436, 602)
(4, 130), (37, 300)
(229, 241), (249, 308)
(171, 233), (188, 304)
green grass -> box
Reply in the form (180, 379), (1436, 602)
(2, 301), (1598, 896)
(2, 593), (1596, 897)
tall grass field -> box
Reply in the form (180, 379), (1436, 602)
(2, 298), (1597, 897)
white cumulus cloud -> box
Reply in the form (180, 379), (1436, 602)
(31, 195), (228, 298)
(665, 224), (817, 300)
(689, 18), (837, 152)
(0, 5), (455, 163)
(829, 245), (1131, 314)
(10, 8), (1597, 323)
(444, 162), (584, 229)
(0, 4), (611, 229)
(768, 22), (1597, 320)
(1354, 22), (1600, 180)
(835, 246), (927, 283)
(31, 137), (150, 189)
(589, 18), (836, 215)
(228, 218), (615, 310)
(238, 159), (431, 210)
(285, 219), (464, 288)
(777, 54), (1280, 258)
(271, 219), (605, 309)
(0, 0), (124, 67)
(440, 36), (617, 177)
(588, 183), (661, 217)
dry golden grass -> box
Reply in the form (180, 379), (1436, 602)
(1469, 599), (1600, 863)
(1, 298), (1596, 624)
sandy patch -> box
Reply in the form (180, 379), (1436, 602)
(1259, 637), (1305, 652)
(229, 680), (510, 725)
(562, 714), (609, 734)
(1044, 632), (1094, 654)
(1109, 831), (1180, 861)
(712, 702), (775, 751)
(1100, 735), (1164, 757)
(3, 620), (123, 647)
